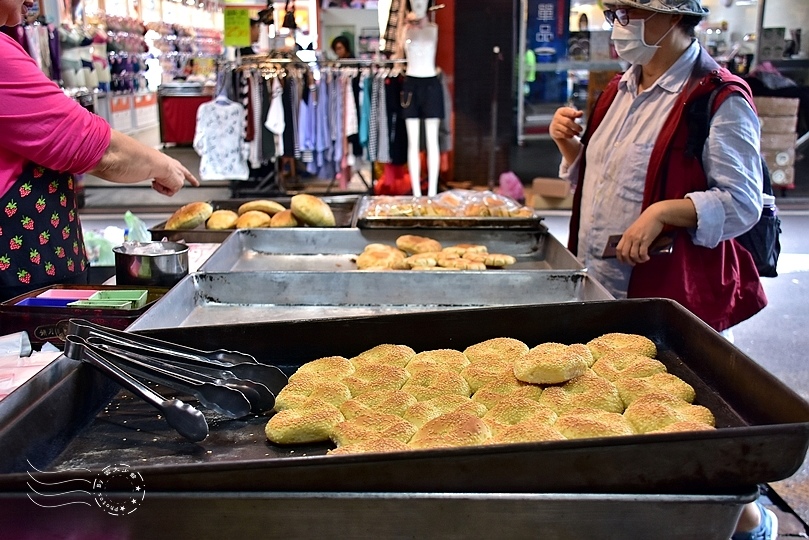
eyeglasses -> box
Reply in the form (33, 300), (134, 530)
(603, 8), (631, 26)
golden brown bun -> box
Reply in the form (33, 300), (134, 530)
(403, 394), (488, 428)
(401, 366), (471, 401)
(238, 199), (286, 216)
(235, 210), (272, 229)
(462, 252), (517, 268)
(591, 350), (667, 382)
(331, 411), (417, 446)
(340, 390), (418, 420)
(483, 396), (557, 436)
(351, 344), (416, 368)
(513, 342), (591, 385)
(648, 421), (716, 434)
(463, 338), (529, 365)
(461, 358), (515, 393)
(489, 419), (566, 445)
(442, 244), (488, 256)
(409, 411), (492, 449)
(274, 378), (352, 412)
(270, 209), (300, 228)
(554, 407), (635, 439)
(436, 257), (487, 271)
(395, 235), (442, 255)
(614, 372), (696, 408)
(165, 201), (213, 230)
(327, 437), (409, 455)
(586, 333), (657, 361)
(538, 371), (624, 414)
(403, 252), (441, 268)
(471, 375), (535, 411)
(205, 209), (239, 230)
(288, 356), (355, 383)
(265, 400), (344, 444)
(356, 249), (409, 270)
(623, 392), (715, 434)
(290, 194), (336, 227)
(343, 364), (410, 396)
(406, 349), (470, 374)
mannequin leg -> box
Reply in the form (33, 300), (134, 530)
(424, 118), (441, 196)
(405, 118), (422, 196)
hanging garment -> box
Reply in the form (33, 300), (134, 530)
(376, 73), (391, 164)
(249, 73), (263, 168)
(385, 74), (408, 165)
(193, 98), (249, 181)
(265, 77), (285, 157)
(368, 75), (380, 162)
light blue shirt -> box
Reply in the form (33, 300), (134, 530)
(560, 40), (762, 298)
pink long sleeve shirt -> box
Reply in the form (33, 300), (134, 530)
(0, 32), (111, 198)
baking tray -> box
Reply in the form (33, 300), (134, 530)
(127, 270), (613, 330)
(0, 285), (168, 347)
(149, 195), (360, 243)
(0, 299), (807, 495)
(198, 226), (582, 272)
(352, 195), (543, 229)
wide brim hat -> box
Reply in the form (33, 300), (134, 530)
(609, 0), (709, 17)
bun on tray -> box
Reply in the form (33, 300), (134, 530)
(165, 201), (213, 230)
(270, 209), (299, 228)
(206, 209), (239, 230)
(238, 199), (286, 216)
(291, 194), (336, 227)
(235, 210), (272, 229)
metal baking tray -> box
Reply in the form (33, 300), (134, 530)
(149, 195), (360, 243)
(0, 299), (807, 496)
(198, 226), (582, 272)
(352, 195), (543, 229)
(127, 271), (613, 330)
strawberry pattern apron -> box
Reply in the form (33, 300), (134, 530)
(0, 162), (88, 298)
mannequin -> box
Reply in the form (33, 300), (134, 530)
(401, 0), (443, 196)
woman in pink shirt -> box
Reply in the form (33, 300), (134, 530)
(0, 0), (198, 301)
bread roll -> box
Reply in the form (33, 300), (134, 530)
(554, 407), (635, 439)
(586, 333), (657, 361)
(290, 194), (336, 227)
(409, 411), (492, 449)
(513, 342), (591, 385)
(238, 199), (286, 216)
(206, 209), (239, 230)
(270, 209), (299, 228)
(331, 411), (417, 446)
(165, 202), (213, 230)
(538, 371), (624, 414)
(265, 400), (344, 444)
(235, 210), (272, 229)
(327, 437), (409, 455)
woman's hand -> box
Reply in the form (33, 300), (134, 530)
(549, 107), (583, 141)
(152, 156), (199, 196)
(616, 206), (666, 265)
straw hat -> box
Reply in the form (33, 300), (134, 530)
(609, 0), (708, 17)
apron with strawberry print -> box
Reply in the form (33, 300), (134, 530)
(0, 162), (88, 292)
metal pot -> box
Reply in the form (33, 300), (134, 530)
(113, 241), (189, 287)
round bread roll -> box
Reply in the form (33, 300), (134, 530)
(235, 210), (272, 229)
(288, 356), (355, 384)
(290, 194), (336, 227)
(489, 418), (566, 445)
(331, 411), (417, 446)
(265, 400), (345, 444)
(462, 252), (517, 268)
(356, 249), (409, 270)
(513, 342), (592, 385)
(510, 207), (535, 218)
(270, 209), (299, 228)
(343, 364), (410, 396)
(363, 243), (398, 253)
(340, 389), (418, 420)
(238, 199), (286, 216)
(274, 378), (352, 412)
(538, 371), (624, 414)
(327, 437), (409, 455)
(410, 265), (459, 271)
(403, 394), (488, 428)
(472, 376), (539, 411)
(614, 372), (696, 407)
(165, 201), (213, 230)
(351, 344), (416, 368)
(648, 421), (716, 434)
(206, 209), (239, 230)
(463, 338), (529, 365)
(592, 350), (667, 382)
(586, 332), (657, 361)
(401, 366), (471, 401)
(483, 396), (558, 436)
(406, 349), (470, 374)
(623, 392), (715, 434)
(437, 257), (487, 271)
(396, 235), (442, 255)
(409, 411), (492, 449)
(404, 252), (440, 268)
(554, 407), (635, 439)
(461, 358), (515, 393)
(442, 244), (488, 256)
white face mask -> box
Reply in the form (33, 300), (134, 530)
(611, 14), (675, 66)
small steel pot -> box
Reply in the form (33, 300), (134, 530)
(113, 241), (189, 287)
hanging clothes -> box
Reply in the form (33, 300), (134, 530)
(193, 97), (249, 181)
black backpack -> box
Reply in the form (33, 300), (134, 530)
(686, 82), (782, 278)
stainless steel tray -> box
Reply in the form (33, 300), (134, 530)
(198, 227), (582, 272)
(149, 195), (360, 243)
(127, 270), (613, 330)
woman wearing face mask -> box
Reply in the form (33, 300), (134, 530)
(550, 2), (772, 537)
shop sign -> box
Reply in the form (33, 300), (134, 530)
(224, 7), (251, 46)
(527, 0), (569, 61)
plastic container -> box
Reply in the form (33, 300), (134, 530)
(14, 298), (74, 308)
(67, 300), (134, 309)
(35, 289), (98, 300)
(88, 290), (148, 309)
(762, 194), (777, 217)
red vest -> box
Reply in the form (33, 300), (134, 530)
(569, 49), (767, 331)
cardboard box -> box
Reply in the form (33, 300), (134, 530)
(762, 147), (796, 169)
(760, 132), (797, 151)
(532, 177), (572, 199)
(531, 193), (575, 210)
(759, 115), (798, 133)
(754, 97), (800, 117)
